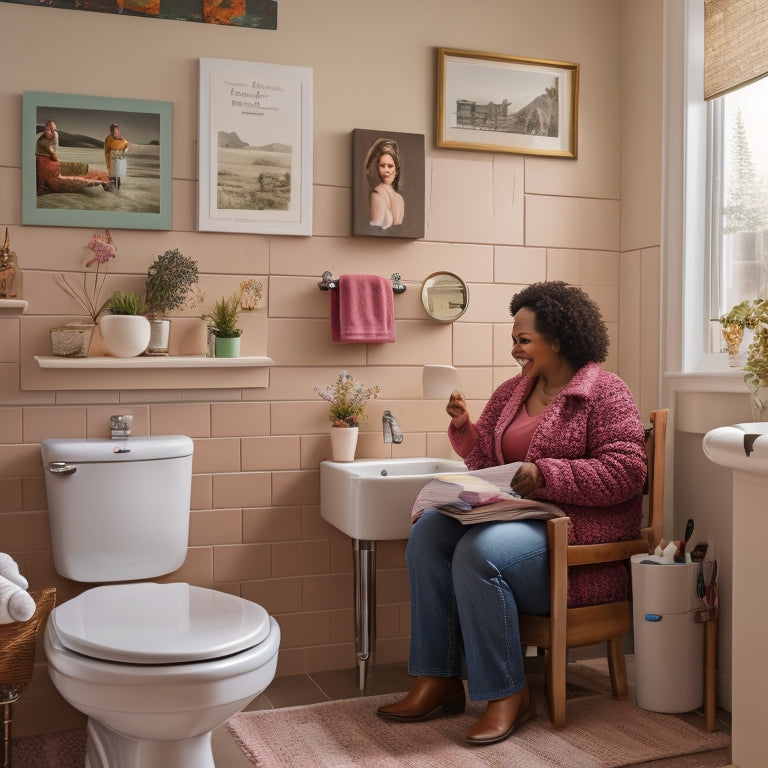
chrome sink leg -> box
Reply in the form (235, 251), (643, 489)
(352, 539), (376, 694)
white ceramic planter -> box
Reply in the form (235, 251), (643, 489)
(99, 315), (151, 358)
(330, 426), (359, 462)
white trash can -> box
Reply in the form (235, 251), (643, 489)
(630, 554), (704, 712)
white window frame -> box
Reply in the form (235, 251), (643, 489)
(662, 0), (746, 393)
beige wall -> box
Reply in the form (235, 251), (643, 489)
(0, 0), (663, 736)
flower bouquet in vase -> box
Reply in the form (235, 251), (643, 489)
(52, 229), (117, 356)
(315, 370), (380, 461)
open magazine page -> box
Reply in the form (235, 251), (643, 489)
(411, 462), (564, 525)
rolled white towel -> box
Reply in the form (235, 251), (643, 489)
(0, 552), (28, 590)
(0, 574), (35, 623)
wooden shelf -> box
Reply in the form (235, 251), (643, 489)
(34, 355), (272, 369)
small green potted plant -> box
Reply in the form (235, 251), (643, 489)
(100, 291), (151, 358)
(144, 249), (199, 355)
(206, 293), (242, 358)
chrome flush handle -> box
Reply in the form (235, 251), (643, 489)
(46, 462), (76, 475)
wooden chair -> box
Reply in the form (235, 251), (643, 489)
(518, 409), (667, 728)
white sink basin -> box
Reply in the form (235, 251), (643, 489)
(703, 422), (768, 473)
(320, 457), (467, 540)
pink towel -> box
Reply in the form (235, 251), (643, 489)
(330, 274), (395, 343)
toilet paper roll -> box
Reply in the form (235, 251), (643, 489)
(422, 365), (462, 399)
(662, 541), (678, 563)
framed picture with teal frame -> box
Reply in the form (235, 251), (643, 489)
(22, 91), (173, 230)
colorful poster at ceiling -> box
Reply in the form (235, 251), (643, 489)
(0, 0), (277, 30)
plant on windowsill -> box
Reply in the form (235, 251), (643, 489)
(99, 292), (151, 358)
(720, 297), (768, 419)
(144, 248), (200, 355)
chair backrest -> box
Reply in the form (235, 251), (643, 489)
(642, 409), (667, 552)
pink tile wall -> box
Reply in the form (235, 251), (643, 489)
(0, 4), (662, 733)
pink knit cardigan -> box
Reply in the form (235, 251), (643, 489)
(448, 362), (647, 607)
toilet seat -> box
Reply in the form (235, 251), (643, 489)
(51, 582), (271, 664)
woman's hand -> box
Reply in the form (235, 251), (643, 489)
(511, 462), (543, 498)
(446, 391), (469, 428)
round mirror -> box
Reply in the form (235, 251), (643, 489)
(421, 272), (469, 322)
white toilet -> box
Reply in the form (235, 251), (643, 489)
(41, 435), (280, 768)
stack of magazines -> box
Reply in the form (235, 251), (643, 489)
(411, 462), (564, 525)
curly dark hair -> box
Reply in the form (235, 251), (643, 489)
(509, 281), (609, 369)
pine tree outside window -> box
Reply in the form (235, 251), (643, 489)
(708, 76), (768, 351)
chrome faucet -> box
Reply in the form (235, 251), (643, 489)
(382, 410), (403, 444)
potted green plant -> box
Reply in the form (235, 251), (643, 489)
(314, 370), (381, 461)
(144, 249), (199, 355)
(206, 293), (242, 358)
(99, 292), (151, 358)
(720, 297), (768, 418)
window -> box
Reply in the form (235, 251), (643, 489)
(708, 76), (768, 349)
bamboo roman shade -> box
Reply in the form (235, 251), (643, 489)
(705, 0), (768, 100)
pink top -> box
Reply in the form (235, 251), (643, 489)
(501, 406), (543, 463)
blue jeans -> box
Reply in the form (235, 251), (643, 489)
(406, 509), (550, 701)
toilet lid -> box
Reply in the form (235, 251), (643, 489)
(51, 583), (272, 664)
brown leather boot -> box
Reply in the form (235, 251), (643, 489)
(377, 675), (465, 721)
(465, 687), (534, 745)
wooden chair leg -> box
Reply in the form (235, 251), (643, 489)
(606, 637), (629, 699)
(546, 648), (567, 728)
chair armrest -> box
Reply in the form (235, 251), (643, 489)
(566, 539), (650, 566)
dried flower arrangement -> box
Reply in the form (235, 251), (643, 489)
(314, 370), (381, 427)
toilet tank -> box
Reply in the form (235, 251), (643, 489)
(41, 435), (194, 583)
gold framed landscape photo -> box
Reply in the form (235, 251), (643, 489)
(436, 48), (578, 158)
(198, 57), (313, 236)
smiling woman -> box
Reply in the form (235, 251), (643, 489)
(379, 281), (648, 746)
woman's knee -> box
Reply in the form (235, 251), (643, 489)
(451, 521), (548, 578)
(406, 510), (463, 567)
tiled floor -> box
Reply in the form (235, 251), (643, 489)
(211, 654), (732, 768)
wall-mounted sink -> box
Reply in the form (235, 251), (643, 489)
(320, 456), (468, 693)
(320, 457), (467, 541)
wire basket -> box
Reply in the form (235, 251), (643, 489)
(0, 588), (56, 703)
